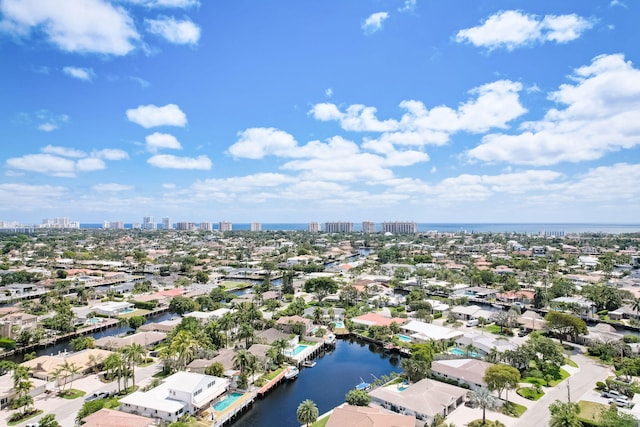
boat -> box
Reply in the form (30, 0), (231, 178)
(284, 365), (299, 380)
(325, 333), (336, 346)
(355, 378), (371, 391)
(302, 360), (316, 368)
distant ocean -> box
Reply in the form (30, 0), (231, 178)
(80, 223), (640, 234)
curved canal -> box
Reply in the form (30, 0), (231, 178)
(233, 337), (402, 426)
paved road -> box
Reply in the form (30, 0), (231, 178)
(2, 361), (162, 427)
(514, 353), (612, 427)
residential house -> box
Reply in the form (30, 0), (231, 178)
(119, 371), (229, 423)
(325, 404), (415, 427)
(276, 315), (314, 335)
(368, 378), (467, 426)
(94, 331), (166, 350)
(609, 305), (640, 321)
(80, 408), (156, 427)
(517, 310), (546, 331)
(91, 301), (134, 317)
(21, 348), (113, 382)
(400, 320), (462, 343)
(431, 359), (495, 391)
(454, 332), (516, 356)
(496, 290), (534, 305)
(450, 305), (496, 321)
(351, 313), (407, 329)
(0, 373), (47, 408)
(454, 287), (499, 300)
(0, 311), (37, 339)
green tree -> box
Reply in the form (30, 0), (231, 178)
(599, 405), (638, 427)
(304, 277), (338, 304)
(38, 414), (59, 427)
(549, 400), (581, 427)
(121, 343), (146, 387)
(169, 296), (197, 315)
(345, 389), (372, 406)
(127, 315), (146, 330)
(470, 387), (497, 425)
(296, 399), (319, 426)
(205, 362), (225, 377)
(544, 311), (588, 343)
(484, 364), (520, 400)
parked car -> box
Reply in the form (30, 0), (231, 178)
(85, 391), (110, 402)
(466, 319), (479, 327)
(518, 330), (530, 337)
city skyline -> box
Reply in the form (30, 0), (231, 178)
(1, 1), (639, 224)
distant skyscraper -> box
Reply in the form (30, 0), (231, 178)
(324, 222), (353, 233)
(40, 217), (79, 229)
(307, 222), (320, 233)
(176, 222), (196, 231)
(251, 222), (261, 232)
(162, 216), (172, 230)
(382, 221), (417, 234)
(199, 222), (212, 231)
(362, 221), (376, 233)
(219, 221), (232, 232)
(143, 216), (156, 230)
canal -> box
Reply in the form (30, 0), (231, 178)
(233, 337), (402, 426)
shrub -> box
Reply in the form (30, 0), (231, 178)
(434, 312), (443, 319)
(0, 337), (16, 349)
(595, 381), (607, 391)
(133, 300), (157, 310)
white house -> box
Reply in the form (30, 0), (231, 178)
(91, 301), (134, 316)
(401, 320), (463, 343)
(119, 371), (230, 422)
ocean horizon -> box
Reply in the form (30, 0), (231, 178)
(81, 222), (640, 234)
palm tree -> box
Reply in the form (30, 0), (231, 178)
(631, 297), (640, 318)
(171, 330), (198, 369)
(549, 400), (581, 427)
(121, 343), (146, 387)
(104, 353), (126, 393)
(63, 361), (81, 392)
(232, 349), (252, 377)
(470, 387), (496, 425)
(238, 322), (255, 348)
(296, 399), (319, 426)
(465, 343), (478, 357)
(218, 312), (234, 347)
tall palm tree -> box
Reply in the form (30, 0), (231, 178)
(218, 312), (234, 348)
(232, 349), (251, 377)
(238, 322), (255, 348)
(549, 401), (581, 427)
(631, 297), (640, 318)
(470, 387), (496, 425)
(171, 330), (198, 369)
(104, 353), (125, 393)
(63, 361), (81, 392)
(296, 399), (319, 427)
(121, 343), (146, 387)
(272, 338), (291, 366)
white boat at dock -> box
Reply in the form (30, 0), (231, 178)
(284, 365), (299, 380)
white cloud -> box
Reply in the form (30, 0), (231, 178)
(126, 103), (187, 128)
(19, 110), (69, 131)
(92, 183), (134, 192)
(38, 123), (58, 132)
(399, 0), (416, 13)
(147, 154), (211, 169)
(192, 173), (295, 193)
(228, 128), (298, 159)
(6, 154), (77, 177)
(455, 10), (593, 51)
(362, 12), (389, 35)
(76, 157), (106, 172)
(42, 145), (86, 158)
(93, 149), (129, 160)
(145, 132), (183, 152)
(0, 183), (68, 211)
(311, 79), (526, 146)
(145, 17), (200, 45)
(325, 88), (333, 97)
(63, 66), (95, 81)
(0, 0), (140, 55)
(467, 54), (640, 165)
(560, 163), (640, 201)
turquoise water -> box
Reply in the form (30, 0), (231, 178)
(86, 318), (100, 324)
(396, 334), (412, 343)
(120, 308), (135, 314)
(290, 344), (309, 356)
(450, 347), (481, 358)
(213, 392), (243, 412)
(334, 321), (344, 328)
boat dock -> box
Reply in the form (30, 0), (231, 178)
(211, 390), (257, 427)
(257, 368), (288, 397)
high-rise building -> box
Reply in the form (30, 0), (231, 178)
(176, 222), (196, 231)
(103, 221), (124, 230)
(162, 217), (172, 230)
(199, 222), (212, 231)
(219, 221), (232, 232)
(143, 216), (156, 230)
(40, 217), (80, 229)
(362, 221), (376, 233)
(381, 221), (417, 234)
(324, 222), (353, 233)
(251, 222), (261, 232)
(307, 222), (320, 233)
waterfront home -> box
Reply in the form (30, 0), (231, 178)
(368, 378), (467, 426)
(325, 404), (415, 427)
(454, 286), (499, 300)
(579, 323), (624, 345)
(351, 312), (408, 329)
(455, 332), (516, 356)
(608, 304), (640, 321)
(303, 307), (345, 322)
(496, 290), (534, 304)
(0, 311), (37, 339)
(139, 317), (181, 333)
(80, 408), (156, 427)
(550, 296), (595, 317)
(431, 359), (495, 391)
(184, 310), (218, 323)
(119, 371), (230, 423)
(450, 305), (496, 321)
(94, 331), (166, 350)
(400, 320), (462, 343)
(276, 315), (314, 335)
(91, 301), (135, 317)
(21, 348), (113, 382)
(256, 327), (296, 346)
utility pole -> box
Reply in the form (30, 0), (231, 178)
(567, 378), (571, 402)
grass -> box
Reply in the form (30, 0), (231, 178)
(58, 388), (86, 399)
(7, 410), (43, 426)
(564, 357), (578, 368)
(501, 401), (527, 417)
(219, 281), (251, 290)
(485, 324), (503, 334)
(310, 415), (330, 427)
(522, 368), (570, 387)
(118, 308), (150, 318)
(516, 386), (544, 401)
(577, 400), (608, 426)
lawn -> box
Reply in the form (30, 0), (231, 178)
(311, 415), (330, 427)
(517, 386), (544, 401)
(485, 324), (502, 334)
(522, 368), (570, 387)
(502, 401), (527, 417)
(59, 388), (86, 399)
(577, 400), (608, 426)
(7, 410), (43, 426)
(564, 357), (578, 368)
(219, 281), (251, 290)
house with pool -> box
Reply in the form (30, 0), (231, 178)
(91, 301), (135, 317)
(431, 359), (495, 391)
(119, 371), (229, 422)
(400, 320), (463, 344)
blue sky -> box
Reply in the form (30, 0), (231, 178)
(1, 0), (639, 224)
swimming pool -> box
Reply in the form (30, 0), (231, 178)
(213, 392), (243, 412)
(120, 308), (135, 314)
(86, 318), (101, 325)
(396, 334), (412, 343)
(334, 321), (345, 328)
(287, 344), (309, 356)
(450, 347), (481, 358)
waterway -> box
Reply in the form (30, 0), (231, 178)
(233, 337), (402, 427)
